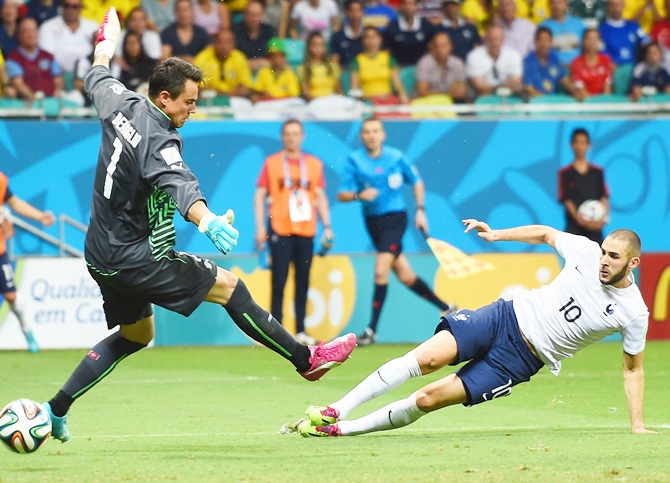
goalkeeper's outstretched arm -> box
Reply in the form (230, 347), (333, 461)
(92, 7), (120, 69)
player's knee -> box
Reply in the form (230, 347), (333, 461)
(3, 291), (17, 304)
(415, 388), (440, 413)
(397, 271), (415, 286)
(414, 350), (443, 374)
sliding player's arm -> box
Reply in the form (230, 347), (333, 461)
(462, 219), (559, 249)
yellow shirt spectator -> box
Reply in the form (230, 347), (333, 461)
(350, 50), (396, 96)
(624, 0), (665, 33)
(82, 0), (139, 23)
(193, 46), (253, 95)
(297, 61), (341, 98)
(254, 66), (301, 98)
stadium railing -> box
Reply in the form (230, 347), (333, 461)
(7, 213), (85, 260)
(4, 97), (670, 120)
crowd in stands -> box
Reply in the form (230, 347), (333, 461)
(1, 0), (670, 115)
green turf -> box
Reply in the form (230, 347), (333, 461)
(0, 341), (668, 482)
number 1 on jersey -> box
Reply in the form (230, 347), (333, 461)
(104, 137), (123, 199)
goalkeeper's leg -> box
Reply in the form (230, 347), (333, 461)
(206, 270), (312, 372)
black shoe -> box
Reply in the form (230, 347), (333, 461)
(356, 328), (376, 346)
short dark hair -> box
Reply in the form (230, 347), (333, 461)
(535, 26), (552, 40)
(281, 118), (303, 133)
(344, 0), (363, 10)
(608, 229), (642, 258)
(361, 116), (383, 130)
(570, 127), (590, 144)
(148, 57), (203, 99)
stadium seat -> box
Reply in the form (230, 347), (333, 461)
(285, 39), (306, 69)
(399, 66), (416, 97)
(341, 69), (350, 95)
(369, 95), (409, 118)
(410, 94), (456, 118)
(473, 94), (524, 116)
(613, 63), (633, 96)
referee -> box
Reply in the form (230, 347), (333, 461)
(42, 8), (355, 443)
(338, 117), (456, 346)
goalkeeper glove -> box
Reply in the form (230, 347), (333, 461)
(94, 7), (120, 59)
(199, 212), (239, 255)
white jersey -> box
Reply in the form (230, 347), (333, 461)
(513, 232), (648, 375)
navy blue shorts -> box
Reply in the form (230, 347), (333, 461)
(364, 211), (406, 255)
(87, 250), (217, 329)
(434, 299), (544, 406)
(0, 252), (16, 294)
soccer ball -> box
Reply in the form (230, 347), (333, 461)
(577, 199), (606, 222)
(0, 399), (52, 454)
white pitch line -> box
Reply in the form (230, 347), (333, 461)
(68, 423), (649, 440)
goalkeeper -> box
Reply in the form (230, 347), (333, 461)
(42, 8), (355, 443)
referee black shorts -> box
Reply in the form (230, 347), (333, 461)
(364, 211), (406, 256)
(87, 250), (218, 329)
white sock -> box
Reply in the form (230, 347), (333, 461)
(338, 392), (426, 436)
(9, 301), (29, 333)
(331, 352), (422, 419)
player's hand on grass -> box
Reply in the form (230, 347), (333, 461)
(462, 219), (495, 241)
(199, 210), (239, 255)
(94, 7), (121, 59)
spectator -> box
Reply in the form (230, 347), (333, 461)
(81, 0), (136, 24)
(0, 50), (18, 98)
(117, 8), (163, 64)
(264, 0), (283, 30)
(37, 0), (98, 73)
(384, 0), (435, 67)
(523, 26), (572, 97)
(192, 0), (231, 35)
(461, 0), (491, 34)
(160, 0), (211, 63)
(570, 27), (614, 100)
(350, 26), (409, 103)
(415, 30), (467, 100)
(141, 0), (176, 32)
(417, 0), (444, 25)
(558, 127), (609, 243)
(6, 17), (64, 101)
(193, 29), (253, 97)
(118, 30), (158, 92)
(651, 1), (670, 70)
(497, 0), (535, 58)
(25, 0), (61, 26)
(232, 0), (277, 72)
(298, 31), (341, 100)
(436, 0), (480, 62)
(600, 0), (650, 66)
(569, 0), (607, 26)
(0, 0), (20, 56)
(630, 41), (670, 100)
(289, 0), (340, 41)
(252, 36), (301, 101)
(466, 23), (523, 97)
(253, 119), (333, 346)
(329, 0), (364, 68)
(362, 0), (397, 30)
(623, 0), (664, 34)
(540, 0), (585, 66)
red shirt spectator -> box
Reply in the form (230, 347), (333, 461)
(570, 52), (613, 94)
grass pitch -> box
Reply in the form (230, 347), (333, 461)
(0, 341), (669, 482)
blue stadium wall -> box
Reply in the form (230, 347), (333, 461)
(3, 118), (668, 345)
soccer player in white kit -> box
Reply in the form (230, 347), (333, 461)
(297, 219), (655, 436)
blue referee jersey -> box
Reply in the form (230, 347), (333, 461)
(339, 146), (421, 217)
